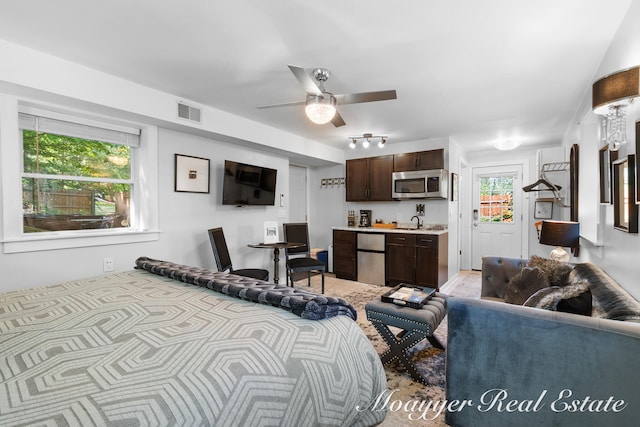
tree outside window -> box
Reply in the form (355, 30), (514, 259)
(22, 129), (133, 233)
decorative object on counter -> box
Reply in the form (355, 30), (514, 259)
(592, 65), (640, 151)
(538, 220), (580, 262)
(347, 210), (356, 227)
(174, 154), (210, 193)
(348, 133), (387, 149)
(372, 222), (397, 229)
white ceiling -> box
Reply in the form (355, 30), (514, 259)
(0, 0), (633, 153)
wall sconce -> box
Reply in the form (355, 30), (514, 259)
(348, 133), (387, 149)
(592, 66), (640, 151)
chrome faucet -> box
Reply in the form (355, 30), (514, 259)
(410, 215), (423, 229)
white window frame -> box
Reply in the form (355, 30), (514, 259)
(1, 96), (160, 253)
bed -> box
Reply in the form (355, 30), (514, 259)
(0, 258), (387, 426)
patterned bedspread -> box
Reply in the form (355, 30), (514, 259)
(0, 270), (387, 426)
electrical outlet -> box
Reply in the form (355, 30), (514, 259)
(103, 257), (114, 272)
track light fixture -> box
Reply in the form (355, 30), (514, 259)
(347, 133), (388, 149)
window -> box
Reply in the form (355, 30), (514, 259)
(479, 176), (514, 223)
(0, 99), (159, 254)
(20, 113), (137, 233)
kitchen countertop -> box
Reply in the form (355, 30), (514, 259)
(332, 226), (448, 236)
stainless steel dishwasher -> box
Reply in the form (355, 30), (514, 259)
(357, 233), (385, 285)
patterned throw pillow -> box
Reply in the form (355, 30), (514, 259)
(504, 266), (551, 305)
(528, 255), (573, 287)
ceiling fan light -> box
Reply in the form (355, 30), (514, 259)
(305, 94), (336, 124)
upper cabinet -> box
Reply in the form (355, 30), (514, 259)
(346, 148), (445, 202)
(393, 149), (444, 171)
(346, 155), (394, 201)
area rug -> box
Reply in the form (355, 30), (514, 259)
(297, 271), (481, 426)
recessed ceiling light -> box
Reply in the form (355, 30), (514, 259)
(494, 140), (521, 151)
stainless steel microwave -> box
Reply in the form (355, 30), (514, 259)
(392, 169), (448, 199)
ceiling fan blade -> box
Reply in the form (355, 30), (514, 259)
(331, 111), (346, 127)
(256, 100), (305, 109)
(335, 90), (397, 105)
(288, 65), (323, 95)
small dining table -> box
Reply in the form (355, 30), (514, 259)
(247, 241), (303, 284)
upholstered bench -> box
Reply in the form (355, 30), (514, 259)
(365, 293), (447, 384)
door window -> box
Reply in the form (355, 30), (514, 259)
(479, 176), (514, 223)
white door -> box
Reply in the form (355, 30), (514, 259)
(289, 165), (307, 222)
(471, 164), (523, 270)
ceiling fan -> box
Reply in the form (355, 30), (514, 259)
(257, 65), (397, 127)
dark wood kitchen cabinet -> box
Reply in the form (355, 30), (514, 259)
(393, 149), (445, 172)
(333, 229), (357, 280)
(346, 155), (393, 201)
(385, 232), (448, 288)
(415, 234), (448, 289)
(385, 233), (416, 286)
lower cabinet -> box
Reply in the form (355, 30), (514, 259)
(386, 232), (448, 288)
(333, 229), (448, 288)
(415, 234), (448, 288)
(385, 234), (416, 286)
(333, 229), (357, 280)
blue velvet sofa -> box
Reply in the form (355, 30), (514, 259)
(445, 256), (640, 427)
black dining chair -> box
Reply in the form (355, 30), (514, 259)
(208, 227), (270, 281)
(282, 222), (325, 293)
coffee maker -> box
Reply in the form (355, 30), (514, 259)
(359, 210), (372, 227)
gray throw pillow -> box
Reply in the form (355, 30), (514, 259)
(504, 266), (550, 305)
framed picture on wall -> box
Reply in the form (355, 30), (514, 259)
(174, 154), (210, 193)
(534, 200), (553, 219)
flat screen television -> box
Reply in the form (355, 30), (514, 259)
(222, 160), (278, 206)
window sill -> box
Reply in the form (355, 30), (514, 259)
(2, 229), (160, 253)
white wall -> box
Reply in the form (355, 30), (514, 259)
(0, 40), (346, 291)
(563, 0), (640, 299)
(0, 124), (293, 291)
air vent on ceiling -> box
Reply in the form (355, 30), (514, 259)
(177, 101), (201, 123)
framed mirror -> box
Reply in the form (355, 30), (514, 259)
(599, 145), (618, 204)
(569, 144), (580, 255)
(613, 154), (638, 233)
(636, 121), (640, 204)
